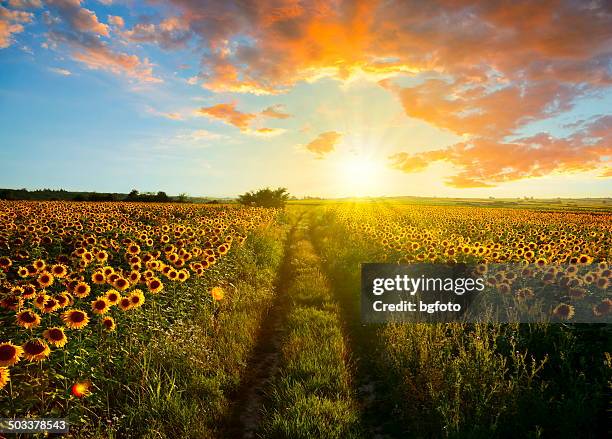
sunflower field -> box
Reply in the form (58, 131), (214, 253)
(0, 199), (610, 438)
(0, 200), (284, 437)
(309, 201), (611, 437)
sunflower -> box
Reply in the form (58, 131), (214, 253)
(61, 309), (89, 329)
(22, 339), (51, 362)
(128, 290), (145, 308)
(81, 252), (93, 265)
(127, 244), (141, 255)
(595, 277), (609, 290)
(102, 266), (114, 277)
(593, 299), (611, 317)
(73, 282), (91, 298)
(55, 292), (71, 308)
(1, 295), (23, 311)
(0, 342), (23, 366)
(22, 284), (37, 299)
(211, 286), (224, 301)
(51, 264), (68, 278)
(147, 277), (163, 294)
(43, 327), (68, 347)
(552, 303), (575, 320)
(33, 293), (50, 311)
(41, 297), (60, 314)
(17, 267), (29, 277)
(105, 289), (120, 305)
(128, 271), (141, 285)
(177, 270), (189, 282)
(101, 316), (116, 332)
(113, 277), (130, 291)
(118, 296), (132, 311)
(0, 367), (9, 389)
(91, 271), (106, 285)
(91, 297), (110, 315)
(16, 310), (41, 329)
(0, 256), (12, 270)
(33, 259), (46, 272)
(38, 272), (54, 288)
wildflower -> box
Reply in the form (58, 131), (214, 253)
(211, 286), (224, 301)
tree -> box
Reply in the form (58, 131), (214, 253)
(156, 191), (169, 202)
(238, 187), (290, 208)
(126, 189), (139, 201)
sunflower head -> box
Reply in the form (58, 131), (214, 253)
(0, 342), (23, 367)
(102, 316), (116, 332)
(147, 278), (163, 294)
(73, 282), (91, 298)
(61, 309), (90, 329)
(91, 297), (110, 315)
(0, 367), (9, 389)
(22, 339), (51, 362)
(105, 289), (120, 305)
(38, 272), (54, 288)
(119, 297), (132, 311)
(43, 327), (68, 347)
(552, 303), (575, 321)
(16, 310), (42, 329)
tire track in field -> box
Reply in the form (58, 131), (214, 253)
(222, 215), (301, 439)
(256, 215), (365, 438)
(308, 217), (399, 439)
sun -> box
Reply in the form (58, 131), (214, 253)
(337, 153), (385, 196)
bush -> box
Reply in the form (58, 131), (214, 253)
(238, 187), (290, 208)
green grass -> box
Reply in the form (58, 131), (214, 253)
(260, 215), (364, 438)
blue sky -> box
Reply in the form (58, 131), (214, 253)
(0, 0), (610, 198)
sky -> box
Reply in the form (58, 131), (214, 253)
(0, 0), (610, 198)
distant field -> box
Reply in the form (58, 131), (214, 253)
(289, 196), (612, 212)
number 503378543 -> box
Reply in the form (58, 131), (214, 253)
(0, 418), (69, 434)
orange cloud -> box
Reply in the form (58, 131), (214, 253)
(196, 103), (257, 131)
(108, 15), (124, 29)
(305, 131), (342, 157)
(380, 78), (575, 138)
(250, 127), (285, 137)
(150, 0), (609, 94)
(7, 0), (41, 9)
(46, 0), (109, 37)
(0, 5), (33, 48)
(146, 106), (183, 120)
(390, 116), (612, 187)
(261, 104), (291, 119)
(43, 1), (161, 83)
(123, 16), (191, 49)
(68, 41), (160, 83)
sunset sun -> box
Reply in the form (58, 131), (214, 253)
(338, 153), (386, 196)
